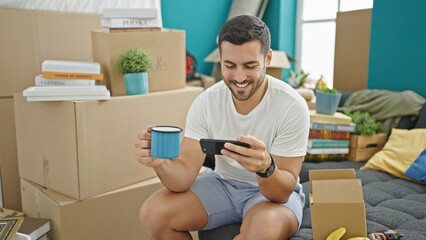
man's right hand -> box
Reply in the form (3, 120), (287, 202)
(134, 126), (164, 168)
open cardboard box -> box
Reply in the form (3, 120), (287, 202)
(309, 169), (367, 240)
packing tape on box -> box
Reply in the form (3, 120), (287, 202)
(43, 157), (50, 189)
(35, 188), (41, 218)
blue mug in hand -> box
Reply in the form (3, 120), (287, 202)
(151, 126), (182, 159)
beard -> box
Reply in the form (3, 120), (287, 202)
(223, 68), (266, 101)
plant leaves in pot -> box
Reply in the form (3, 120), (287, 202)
(316, 88), (342, 115)
(116, 46), (153, 95)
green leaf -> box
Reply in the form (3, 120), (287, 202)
(116, 46), (153, 74)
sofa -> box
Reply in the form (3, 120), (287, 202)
(199, 90), (426, 240)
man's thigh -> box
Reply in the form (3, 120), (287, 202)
(189, 169), (243, 230)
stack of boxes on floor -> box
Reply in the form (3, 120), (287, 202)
(1, 7), (203, 240)
(305, 110), (355, 162)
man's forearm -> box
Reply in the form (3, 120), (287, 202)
(258, 168), (298, 203)
(154, 158), (200, 192)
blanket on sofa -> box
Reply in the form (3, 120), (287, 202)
(337, 90), (425, 133)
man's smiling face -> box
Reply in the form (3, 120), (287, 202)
(220, 40), (270, 101)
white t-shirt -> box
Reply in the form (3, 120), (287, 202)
(185, 75), (310, 186)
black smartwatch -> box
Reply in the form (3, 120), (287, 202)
(256, 154), (275, 178)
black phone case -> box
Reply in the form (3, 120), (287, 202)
(199, 139), (250, 155)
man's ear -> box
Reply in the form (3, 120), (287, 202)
(265, 49), (272, 67)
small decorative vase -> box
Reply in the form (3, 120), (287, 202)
(124, 72), (149, 95)
(316, 90), (342, 115)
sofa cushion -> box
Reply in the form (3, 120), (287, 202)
(361, 128), (426, 181)
(404, 149), (426, 182)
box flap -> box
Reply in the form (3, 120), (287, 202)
(312, 179), (364, 203)
(309, 169), (355, 193)
(204, 48), (290, 68)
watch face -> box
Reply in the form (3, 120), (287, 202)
(265, 165), (275, 177)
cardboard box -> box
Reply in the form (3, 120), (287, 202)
(21, 177), (161, 240)
(14, 87), (203, 200)
(0, 98), (21, 210)
(92, 29), (186, 96)
(21, 168), (205, 240)
(186, 74), (216, 89)
(0, 8), (102, 97)
(333, 9), (372, 92)
(309, 169), (367, 240)
(348, 133), (387, 162)
(204, 48), (290, 80)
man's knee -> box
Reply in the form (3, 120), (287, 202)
(139, 189), (169, 233)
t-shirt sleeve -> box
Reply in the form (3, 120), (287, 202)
(184, 94), (209, 141)
(271, 99), (310, 157)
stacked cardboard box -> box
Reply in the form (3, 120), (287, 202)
(0, 99), (20, 210)
(0, 8), (102, 211)
(1, 7), (202, 239)
(15, 87), (203, 239)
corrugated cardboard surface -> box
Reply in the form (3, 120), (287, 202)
(0, 98), (21, 210)
(309, 169), (367, 240)
(92, 29), (186, 96)
(14, 87), (203, 200)
(333, 9), (372, 92)
(20, 177), (162, 240)
(0, 8), (102, 97)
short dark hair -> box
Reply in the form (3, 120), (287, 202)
(218, 15), (271, 57)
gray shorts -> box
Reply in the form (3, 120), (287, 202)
(190, 169), (305, 230)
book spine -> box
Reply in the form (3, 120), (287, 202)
(306, 148), (349, 154)
(36, 77), (96, 86)
(102, 8), (158, 19)
(104, 27), (162, 33)
(42, 72), (103, 81)
(304, 153), (347, 162)
(310, 121), (356, 132)
(308, 129), (350, 140)
(101, 18), (162, 28)
(307, 139), (350, 148)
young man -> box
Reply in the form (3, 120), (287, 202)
(135, 15), (309, 239)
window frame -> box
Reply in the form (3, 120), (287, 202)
(294, 0), (373, 88)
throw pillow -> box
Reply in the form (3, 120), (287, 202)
(404, 149), (426, 182)
(361, 128), (426, 180)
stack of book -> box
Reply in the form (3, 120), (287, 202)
(23, 60), (110, 101)
(305, 110), (355, 162)
(101, 8), (163, 33)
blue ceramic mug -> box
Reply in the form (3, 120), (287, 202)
(151, 126), (182, 159)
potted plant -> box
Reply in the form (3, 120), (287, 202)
(316, 88), (342, 115)
(344, 111), (387, 162)
(287, 69), (309, 88)
(116, 46), (152, 95)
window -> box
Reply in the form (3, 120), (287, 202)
(295, 0), (373, 88)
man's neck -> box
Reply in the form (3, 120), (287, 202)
(233, 76), (269, 115)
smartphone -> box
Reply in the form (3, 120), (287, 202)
(199, 138), (250, 155)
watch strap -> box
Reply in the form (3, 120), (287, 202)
(256, 154), (275, 178)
